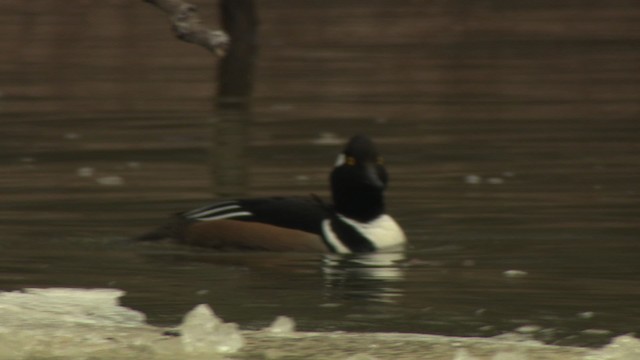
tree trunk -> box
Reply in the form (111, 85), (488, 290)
(217, 0), (258, 105)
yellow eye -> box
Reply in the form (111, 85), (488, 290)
(346, 156), (356, 166)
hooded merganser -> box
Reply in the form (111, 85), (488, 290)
(137, 135), (406, 253)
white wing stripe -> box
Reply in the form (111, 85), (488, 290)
(184, 201), (237, 217)
(188, 204), (242, 218)
(197, 211), (253, 221)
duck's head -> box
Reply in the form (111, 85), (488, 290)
(330, 135), (388, 222)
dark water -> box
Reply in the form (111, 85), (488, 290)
(1, 0), (639, 348)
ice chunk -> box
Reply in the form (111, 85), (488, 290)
(586, 335), (640, 360)
(179, 304), (244, 354)
(0, 288), (145, 327)
(503, 270), (528, 278)
(76, 167), (95, 177)
(491, 332), (542, 345)
(0, 287), (608, 360)
(465, 175), (508, 185)
(455, 347), (534, 360)
(515, 325), (541, 334)
(313, 132), (343, 145)
(454, 349), (480, 360)
(319, 303), (342, 308)
(96, 175), (124, 186)
(266, 315), (296, 334)
(577, 311), (595, 319)
(465, 174), (482, 184)
(492, 352), (528, 360)
(345, 354), (379, 360)
(582, 329), (612, 336)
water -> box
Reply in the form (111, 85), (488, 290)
(1, 0), (639, 353)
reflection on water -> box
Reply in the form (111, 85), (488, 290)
(210, 108), (251, 197)
(1, 0), (640, 349)
(322, 253), (407, 304)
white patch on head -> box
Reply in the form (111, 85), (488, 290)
(321, 219), (351, 254)
(334, 153), (346, 167)
(338, 214), (406, 251)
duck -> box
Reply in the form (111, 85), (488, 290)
(136, 135), (406, 253)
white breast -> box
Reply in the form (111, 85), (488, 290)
(337, 214), (407, 251)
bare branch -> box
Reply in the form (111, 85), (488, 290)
(144, 0), (229, 56)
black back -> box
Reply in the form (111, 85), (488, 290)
(235, 196), (330, 235)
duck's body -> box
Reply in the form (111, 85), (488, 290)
(137, 135), (406, 253)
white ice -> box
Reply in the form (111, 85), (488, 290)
(265, 315), (296, 334)
(0, 287), (638, 360)
(0, 288), (145, 327)
(179, 303), (244, 354)
(96, 175), (125, 186)
(585, 335), (640, 360)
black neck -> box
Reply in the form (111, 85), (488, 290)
(332, 186), (385, 222)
